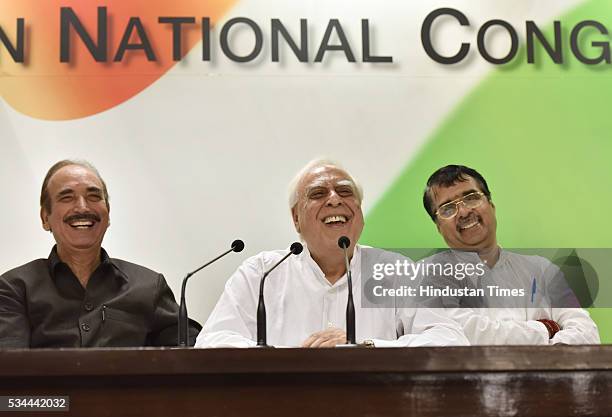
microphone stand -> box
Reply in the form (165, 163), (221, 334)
(256, 242), (303, 347)
(178, 239), (244, 347)
(338, 236), (357, 345)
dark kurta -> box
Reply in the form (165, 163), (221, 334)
(0, 247), (200, 348)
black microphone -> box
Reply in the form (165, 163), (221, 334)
(338, 236), (356, 345)
(178, 239), (245, 347)
(256, 242), (303, 347)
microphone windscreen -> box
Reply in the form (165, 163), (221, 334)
(231, 239), (245, 252)
(338, 236), (351, 249)
(290, 242), (303, 255)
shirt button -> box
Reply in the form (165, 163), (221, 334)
(81, 323), (91, 332)
(84, 303), (94, 312)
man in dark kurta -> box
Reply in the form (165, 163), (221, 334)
(0, 159), (199, 348)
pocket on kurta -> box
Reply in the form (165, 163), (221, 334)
(101, 307), (148, 346)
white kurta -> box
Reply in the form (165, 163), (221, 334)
(195, 245), (469, 348)
(424, 250), (600, 345)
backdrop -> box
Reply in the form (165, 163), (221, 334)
(2, 0), (610, 341)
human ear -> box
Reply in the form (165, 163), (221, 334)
(40, 208), (50, 231)
(291, 207), (300, 233)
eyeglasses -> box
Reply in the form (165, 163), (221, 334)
(435, 192), (486, 220)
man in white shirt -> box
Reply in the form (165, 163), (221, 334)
(422, 164), (600, 345)
(195, 159), (468, 348)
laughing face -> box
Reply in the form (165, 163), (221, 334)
(431, 176), (497, 251)
(292, 165), (364, 258)
(40, 165), (110, 257)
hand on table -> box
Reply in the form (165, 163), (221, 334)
(302, 327), (347, 348)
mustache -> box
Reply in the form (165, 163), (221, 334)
(457, 213), (480, 229)
(63, 213), (101, 223)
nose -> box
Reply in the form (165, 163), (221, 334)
(456, 201), (471, 217)
(326, 190), (343, 207)
(74, 195), (90, 212)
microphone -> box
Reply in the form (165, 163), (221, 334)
(178, 239), (245, 347)
(256, 242), (303, 347)
(338, 236), (356, 345)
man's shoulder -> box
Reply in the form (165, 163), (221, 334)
(1, 258), (49, 282)
(240, 249), (294, 270)
(420, 249), (454, 264)
(108, 258), (162, 280)
(360, 246), (415, 264)
(502, 251), (554, 269)
(230, 247), (309, 281)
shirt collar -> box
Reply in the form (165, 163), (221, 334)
(47, 245), (127, 283)
(448, 246), (507, 270)
(448, 249), (482, 263)
(299, 243), (362, 287)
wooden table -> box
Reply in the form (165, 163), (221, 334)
(1, 346), (611, 417)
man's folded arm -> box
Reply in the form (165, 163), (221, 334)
(447, 307), (550, 345)
(371, 308), (469, 347)
(543, 264), (600, 344)
(551, 308), (600, 345)
(0, 276), (30, 348)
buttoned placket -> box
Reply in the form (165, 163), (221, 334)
(75, 261), (117, 347)
(300, 245), (362, 332)
(323, 284), (341, 330)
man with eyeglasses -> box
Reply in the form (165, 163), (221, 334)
(420, 164), (599, 345)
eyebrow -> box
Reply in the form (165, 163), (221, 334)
(336, 180), (354, 187)
(306, 184), (326, 192)
(438, 189), (479, 207)
(56, 186), (102, 198)
(305, 181), (355, 195)
(308, 179), (355, 189)
(56, 189), (74, 198)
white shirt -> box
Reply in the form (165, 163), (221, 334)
(423, 250), (600, 345)
(195, 245), (469, 348)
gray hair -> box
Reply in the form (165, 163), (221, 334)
(288, 158), (363, 210)
(40, 159), (110, 213)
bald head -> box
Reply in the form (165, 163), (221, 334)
(288, 158), (363, 211)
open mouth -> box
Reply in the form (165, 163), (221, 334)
(64, 214), (100, 229)
(69, 220), (95, 229)
(323, 215), (348, 226)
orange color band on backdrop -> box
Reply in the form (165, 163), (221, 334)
(0, 0), (236, 120)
